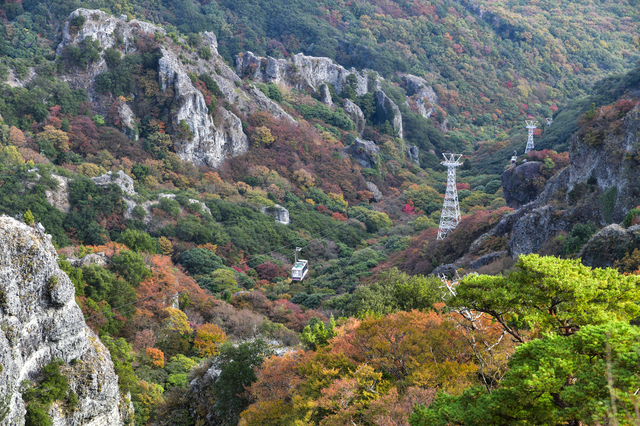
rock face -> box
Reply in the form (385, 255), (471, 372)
(366, 182), (383, 202)
(45, 174), (71, 213)
(342, 99), (365, 135)
(236, 51), (372, 96)
(567, 104), (640, 223)
(158, 47), (249, 168)
(408, 145), (419, 163)
(91, 170), (136, 197)
(0, 216), (128, 425)
(579, 224), (640, 268)
(56, 9), (290, 169)
(55, 9), (164, 113)
(501, 161), (545, 208)
(260, 204), (290, 225)
(374, 90), (403, 139)
(344, 138), (380, 169)
(403, 74), (438, 119)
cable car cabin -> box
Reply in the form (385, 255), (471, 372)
(292, 260), (308, 281)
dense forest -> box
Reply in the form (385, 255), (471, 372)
(0, 0), (640, 424)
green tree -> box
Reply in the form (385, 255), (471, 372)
(111, 250), (151, 286)
(411, 322), (640, 426)
(449, 254), (640, 343)
(118, 229), (156, 253)
(213, 340), (273, 425)
(300, 315), (336, 350)
(24, 209), (34, 226)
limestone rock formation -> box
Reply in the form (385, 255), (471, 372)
(501, 161), (545, 208)
(343, 138), (380, 169)
(260, 204), (290, 225)
(0, 216), (129, 425)
(403, 74), (438, 119)
(342, 99), (365, 135)
(91, 170), (136, 197)
(158, 47), (249, 168)
(236, 51), (372, 96)
(44, 174), (71, 213)
(320, 84), (333, 106)
(374, 90), (403, 139)
(56, 9), (291, 170)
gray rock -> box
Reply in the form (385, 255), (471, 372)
(342, 99), (365, 135)
(91, 170), (136, 197)
(157, 193), (212, 216)
(0, 216), (128, 425)
(260, 204), (290, 225)
(501, 161), (544, 208)
(344, 138), (380, 169)
(408, 145), (419, 163)
(366, 182), (383, 202)
(509, 205), (570, 258)
(117, 101), (138, 140)
(68, 252), (109, 268)
(320, 84), (333, 106)
(579, 224), (640, 268)
(403, 74), (438, 119)
(159, 47), (249, 168)
(44, 174), (71, 213)
(470, 251), (507, 270)
(374, 90), (403, 139)
(236, 51), (371, 96)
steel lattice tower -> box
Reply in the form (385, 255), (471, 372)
(524, 120), (538, 154)
(437, 153), (463, 240)
(546, 118), (553, 126)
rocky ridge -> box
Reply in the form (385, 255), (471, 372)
(0, 216), (129, 425)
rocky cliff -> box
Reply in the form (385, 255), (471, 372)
(236, 51), (372, 96)
(500, 161), (545, 208)
(0, 216), (129, 425)
(56, 9), (292, 169)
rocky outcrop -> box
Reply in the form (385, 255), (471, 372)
(158, 47), (249, 169)
(342, 99), (365, 135)
(91, 170), (136, 197)
(374, 90), (403, 139)
(0, 216), (128, 425)
(408, 145), (419, 163)
(567, 104), (640, 223)
(236, 51), (372, 96)
(579, 224), (640, 268)
(470, 251), (507, 270)
(320, 84), (333, 106)
(344, 138), (379, 169)
(116, 101), (138, 140)
(403, 74), (438, 119)
(55, 9), (164, 113)
(56, 9), (291, 169)
(260, 204), (290, 225)
(45, 174), (71, 213)
(501, 161), (545, 208)
(366, 182), (383, 202)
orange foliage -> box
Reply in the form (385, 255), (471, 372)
(146, 347), (165, 368)
(193, 323), (227, 357)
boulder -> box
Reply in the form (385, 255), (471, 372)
(366, 182), (383, 202)
(344, 138), (380, 169)
(260, 204), (290, 225)
(91, 170), (137, 197)
(501, 161), (545, 208)
(408, 145), (419, 163)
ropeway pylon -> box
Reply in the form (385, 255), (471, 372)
(437, 153), (463, 240)
(524, 120), (538, 154)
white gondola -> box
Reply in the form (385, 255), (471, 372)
(291, 247), (308, 281)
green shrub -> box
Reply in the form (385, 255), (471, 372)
(622, 208), (640, 228)
(600, 186), (618, 223)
